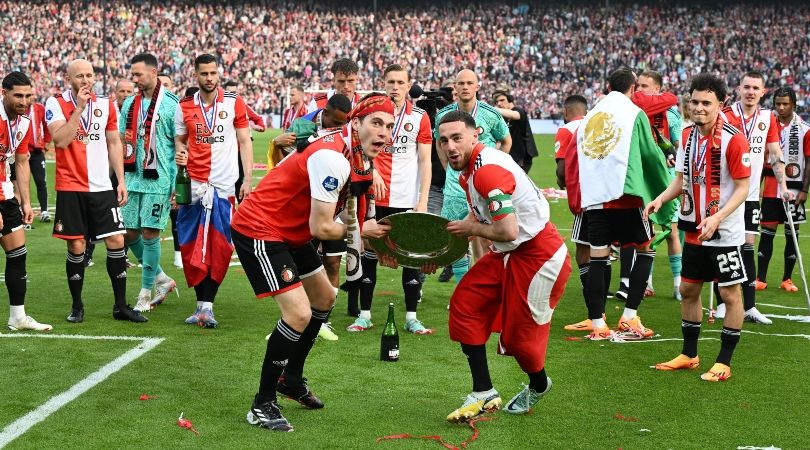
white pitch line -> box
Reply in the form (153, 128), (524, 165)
(0, 336), (164, 448)
(0, 333), (151, 341)
(758, 303), (808, 311)
(705, 329), (810, 341)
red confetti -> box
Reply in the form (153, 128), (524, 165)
(613, 412), (639, 422)
(564, 336), (583, 341)
(139, 394), (158, 401)
(377, 417), (494, 449)
(177, 413), (200, 435)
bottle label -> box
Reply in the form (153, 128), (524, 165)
(388, 349), (399, 360)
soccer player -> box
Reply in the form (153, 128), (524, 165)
(174, 54), (253, 327)
(1, 72), (51, 331)
(157, 75), (173, 93)
(440, 110), (570, 421)
(223, 80), (264, 204)
(715, 71), (791, 324)
(647, 73), (751, 382)
(576, 67), (673, 341)
(282, 85), (307, 130)
(306, 58), (362, 113)
(435, 69), (511, 282)
(231, 94), (395, 431)
(268, 85), (309, 168)
(120, 53), (179, 313)
(25, 86), (51, 223)
(45, 59), (137, 323)
(346, 64), (433, 334)
(114, 79), (134, 113)
(756, 87), (810, 292)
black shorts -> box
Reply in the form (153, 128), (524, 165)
(0, 198), (24, 236)
(570, 212), (589, 245)
(681, 243), (747, 287)
(585, 207), (653, 248)
(761, 197), (807, 225)
(53, 191), (125, 241)
(744, 200), (760, 234)
(312, 238), (347, 257)
(233, 229), (324, 297)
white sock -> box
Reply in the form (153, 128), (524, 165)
(174, 251), (181, 258)
(474, 387), (498, 397)
(405, 311), (417, 322)
(591, 317), (607, 329)
(10, 305), (25, 321)
(620, 277), (629, 286)
(139, 288), (152, 298)
(155, 271), (170, 283)
(622, 308), (637, 320)
(674, 276), (681, 288)
(202, 301), (213, 310)
(359, 310), (371, 320)
(196, 300), (204, 309)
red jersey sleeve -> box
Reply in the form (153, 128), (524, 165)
(39, 104), (52, 145)
(247, 105), (264, 128)
(554, 127), (572, 159)
(417, 113), (432, 144)
(472, 164), (517, 221)
(766, 114), (779, 144)
(16, 126), (32, 155)
(233, 97), (249, 129)
(106, 98), (117, 131)
(726, 133), (752, 179)
(804, 128), (810, 157)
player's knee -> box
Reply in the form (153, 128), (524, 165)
(67, 239), (86, 255)
(718, 284), (743, 304)
(105, 234), (125, 248)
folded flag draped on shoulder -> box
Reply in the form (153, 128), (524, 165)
(177, 184), (234, 287)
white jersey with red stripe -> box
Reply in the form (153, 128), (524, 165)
(174, 88), (249, 196)
(721, 103), (779, 201)
(459, 144), (550, 252)
(375, 101), (432, 208)
(0, 106), (32, 201)
(45, 90), (117, 192)
(553, 118), (582, 159)
(306, 89), (361, 113)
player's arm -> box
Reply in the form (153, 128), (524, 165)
(310, 199), (347, 240)
(236, 127), (253, 198)
(46, 96), (85, 148)
(308, 150), (350, 239)
(497, 133), (512, 154)
(14, 130), (33, 223)
(446, 165), (519, 242)
(415, 114), (433, 212)
(492, 115), (512, 153)
(766, 141), (792, 200)
(106, 129), (127, 206)
(555, 159), (565, 189)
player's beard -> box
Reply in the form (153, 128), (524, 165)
(200, 82), (218, 94)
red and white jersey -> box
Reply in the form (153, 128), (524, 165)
(676, 123), (751, 247)
(459, 144), (550, 252)
(555, 117), (584, 214)
(721, 103), (779, 201)
(45, 90), (117, 192)
(174, 88), (248, 195)
(553, 117), (582, 159)
(375, 101), (431, 208)
(0, 106), (32, 201)
(306, 90), (362, 113)
(763, 113), (810, 198)
(231, 128), (351, 247)
(281, 103), (307, 130)
(26, 103), (50, 149)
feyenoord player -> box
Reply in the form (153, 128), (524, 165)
(120, 53), (179, 313)
(269, 85), (308, 167)
(282, 85), (307, 130)
(114, 79), (134, 113)
(346, 64), (433, 335)
(440, 111), (570, 420)
(647, 73), (751, 382)
(307, 58), (362, 113)
(715, 71), (792, 324)
(25, 84), (51, 223)
(231, 94), (395, 432)
(174, 54), (253, 328)
(1, 72), (51, 331)
(45, 59), (136, 323)
(756, 87), (810, 292)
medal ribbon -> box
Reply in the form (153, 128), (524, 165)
(197, 91), (218, 135)
(6, 116), (20, 152)
(68, 90), (92, 137)
(736, 102), (759, 141)
(390, 102), (408, 142)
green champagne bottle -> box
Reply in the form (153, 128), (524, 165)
(380, 303), (399, 362)
(175, 166), (191, 205)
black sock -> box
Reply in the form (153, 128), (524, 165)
(5, 246), (27, 306)
(194, 276), (220, 304)
(461, 343), (493, 392)
(258, 319), (302, 403)
(757, 228), (775, 282)
(784, 228), (798, 281)
(66, 251), (85, 309)
(742, 244), (756, 310)
(402, 268), (422, 313)
(585, 256), (608, 320)
(106, 247), (128, 307)
(626, 251), (655, 311)
(681, 319), (701, 358)
(578, 262), (590, 309)
(714, 282), (723, 305)
(359, 251), (378, 311)
(604, 259), (612, 292)
(347, 288), (360, 316)
(716, 326), (741, 366)
(619, 246), (635, 281)
(528, 368), (548, 392)
(283, 307), (330, 382)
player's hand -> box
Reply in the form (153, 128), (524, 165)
(414, 200), (428, 213)
(447, 220), (475, 238)
(697, 214), (720, 241)
(420, 263), (438, 274)
(21, 203), (34, 225)
(797, 191), (807, 207)
(361, 219), (391, 239)
(781, 189), (796, 203)
(378, 253), (399, 269)
(274, 133), (296, 148)
(666, 154), (676, 168)
(253, 124), (266, 132)
(117, 183), (128, 207)
(372, 169), (387, 201)
(176, 148), (188, 166)
(75, 86), (91, 111)
(170, 192), (178, 210)
(643, 198), (662, 221)
(239, 179), (252, 201)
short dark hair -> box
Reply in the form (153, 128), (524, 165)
(194, 54), (218, 70)
(326, 93), (352, 114)
(492, 90), (513, 103)
(331, 58), (358, 76)
(689, 73), (728, 102)
(383, 64), (409, 80)
(291, 84), (305, 93)
(2, 71), (31, 90)
(130, 53), (158, 68)
(607, 67), (637, 94)
(742, 71), (765, 83)
(564, 95), (588, 109)
(773, 86), (797, 106)
(639, 70), (663, 88)
(223, 80), (238, 89)
(184, 86), (200, 97)
(438, 110), (476, 130)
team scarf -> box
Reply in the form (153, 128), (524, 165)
(679, 117), (724, 234)
(782, 113), (803, 191)
(124, 78), (164, 178)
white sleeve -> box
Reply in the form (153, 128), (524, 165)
(675, 137), (686, 174)
(306, 98), (318, 114)
(308, 150), (351, 203)
(173, 106), (187, 136)
(44, 97), (65, 125)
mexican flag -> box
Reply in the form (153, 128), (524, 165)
(577, 91), (675, 225)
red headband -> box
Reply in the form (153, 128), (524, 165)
(348, 95), (395, 120)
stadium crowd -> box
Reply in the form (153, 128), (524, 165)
(1, 0), (809, 119)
